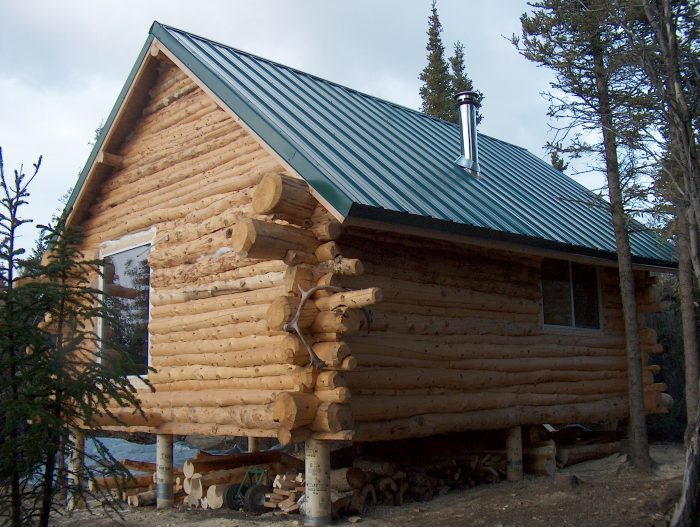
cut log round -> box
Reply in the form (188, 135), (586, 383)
(252, 172), (317, 220)
(273, 392), (321, 429)
(232, 218), (318, 259)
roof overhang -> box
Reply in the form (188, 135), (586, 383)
(345, 203), (678, 273)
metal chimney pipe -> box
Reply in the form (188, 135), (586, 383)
(454, 91), (480, 176)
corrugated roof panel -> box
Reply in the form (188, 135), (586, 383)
(153, 23), (675, 266)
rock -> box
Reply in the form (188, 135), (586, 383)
(348, 516), (362, 523)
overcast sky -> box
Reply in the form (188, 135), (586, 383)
(0, 0), (599, 250)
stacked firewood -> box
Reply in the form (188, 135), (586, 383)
(324, 454), (508, 519)
(181, 450), (303, 510)
(264, 473), (305, 513)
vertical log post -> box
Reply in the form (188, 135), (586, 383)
(156, 434), (174, 509)
(506, 426), (523, 482)
(66, 430), (85, 511)
(304, 439), (331, 526)
(247, 436), (260, 453)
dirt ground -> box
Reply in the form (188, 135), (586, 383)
(52, 443), (686, 527)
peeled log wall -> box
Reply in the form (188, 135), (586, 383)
(78, 60), (364, 441)
(328, 230), (667, 442)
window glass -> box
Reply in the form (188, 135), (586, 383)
(102, 244), (150, 375)
(572, 263), (600, 329)
(542, 259), (572, 326)
(542, 258), (599, 329)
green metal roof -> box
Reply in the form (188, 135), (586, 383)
(68, 22), (677, 268)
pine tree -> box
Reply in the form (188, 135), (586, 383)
(419, 0), (453, 121)
(514, 0), (654, 471)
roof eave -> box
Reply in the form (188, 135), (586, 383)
(345, 203), (678, 272)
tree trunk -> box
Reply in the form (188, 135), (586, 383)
(591, 36), (652, 471)
(677, 210), (700, 434)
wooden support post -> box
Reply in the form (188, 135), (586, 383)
(247, 436), (260, 453)
(506, 426), (523, 482)
(156, 434), (174, 509)
(304, 439), (331, 526)
(66, 430), (85, 510)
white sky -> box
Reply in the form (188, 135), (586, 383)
(0, 0), (602, 250)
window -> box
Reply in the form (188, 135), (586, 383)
(99, 233), (153, 376)
(541, 258), (600, 329)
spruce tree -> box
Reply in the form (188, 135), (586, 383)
(419, 0), (453, 121)
(449, 41), (483, 123)
(0, 148), (146, 526)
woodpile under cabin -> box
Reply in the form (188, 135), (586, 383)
(65, 22), (676, 524)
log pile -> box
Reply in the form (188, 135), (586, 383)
(264, 472), (306, 513)
(88, 458), (184, 507)
(179, 450), (303, 510)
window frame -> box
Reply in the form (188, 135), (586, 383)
(96, 227), (156, 386)
(540, 258), (604, 334)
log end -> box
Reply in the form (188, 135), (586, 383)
(252, 173), (284, 214)
(230, 219), (256, 255)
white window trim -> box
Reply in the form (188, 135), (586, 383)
(541, 260), (603, 334)
(97, 227), (156, 389)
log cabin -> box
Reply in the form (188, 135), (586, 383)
(65, 22), (676, 520)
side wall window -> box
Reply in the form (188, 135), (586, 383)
(100, 238), (152, 376)
(542, 258), (600, 330)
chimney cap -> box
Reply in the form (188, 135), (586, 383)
(455, 91), (481, 105)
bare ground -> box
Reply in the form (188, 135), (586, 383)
(52, 443), (686, 527)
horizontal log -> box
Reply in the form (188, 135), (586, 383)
(90, 410), (163, 428)
(344, 367), (625, 391)
(150, 271), (286, 306)
(316, 257), (364, 276)
(183, 450), (299, 478)
(315, 241), (340, 261)
(311, 403), (354, 433)
(149, 364), (303, 384)
(315, 387), (352, 403)
(350, 391), (626, 422)
(352, 397), (629, 441)
(150, 256), (288, 289)
(252, 173), (317, 221)
(149, 333), (297, 356)
(267, 295), (318, 331)
(95, 423), (277, 437)
(150, 285), (288, 318)
(150, 344), (308, 368)
(150, 372), (314, 392)
(148, 320), (269, 345)
(353, 354), (627, 372)
(232, 218), (318, 259)
(154, 405), (276, 428)
(136, 389), (281, 407)
(342, 273), (537, 311)
(313, 342), (351, 367)
(149, 304), (269, 334)
(351, 378), (629, 397)
(362, 310), (538, 337)
(311, 307), (363, 335)
(314, 287), (382, 311)
(273, 392), (321, 429)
